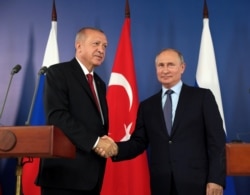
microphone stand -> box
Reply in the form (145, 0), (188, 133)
(0, 64), (22, 195)
(0, 65), (21, 125)
(25, 69), (44, 125)
(0, 74), (14, 120)
(15, 66), (47, 195)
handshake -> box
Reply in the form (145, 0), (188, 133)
(94, 135), (118, 158)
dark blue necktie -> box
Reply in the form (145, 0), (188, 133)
(163, 90), (174, 135)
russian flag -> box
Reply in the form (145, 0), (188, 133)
(195, 11), (236, 195)
(21, 1), (59, 195)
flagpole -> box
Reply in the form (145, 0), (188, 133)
(15, 158), (22, 195)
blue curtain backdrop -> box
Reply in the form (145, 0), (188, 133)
(0, 0), (249, 194)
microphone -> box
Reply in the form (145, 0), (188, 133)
(0, 64), (22, 121)
(38, 66), (48, 75)
(11, 64), (22, 75)
(25, 66), (48, 125)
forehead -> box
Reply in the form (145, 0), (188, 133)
(156, 50), (180, 63)
(85, 29), (107, 42)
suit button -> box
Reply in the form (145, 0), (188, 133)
(169, 140), (172, 144)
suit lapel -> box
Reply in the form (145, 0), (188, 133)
(152, 91), (170, 137)
(94, 73), (108, 123)
(172, 84), (190, 134)
(71, 59), (102, 112)
(71, 59), (92, 94)
(70, 58), (108, 124)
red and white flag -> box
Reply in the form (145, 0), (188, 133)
(101, 1), (150, 195)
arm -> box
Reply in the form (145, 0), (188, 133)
(44, 63), (106, 153)
(203, 90), (226, 188)
(95, 103), (149, 159)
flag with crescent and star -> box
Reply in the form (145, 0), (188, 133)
(101, 1), (150, 195)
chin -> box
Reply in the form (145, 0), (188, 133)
(93, 61), (102, 66)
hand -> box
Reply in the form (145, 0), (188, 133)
(94, 135), (118, 158)
(206, 182), (223, 195)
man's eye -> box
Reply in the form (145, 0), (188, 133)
(93, 42), (100, 46)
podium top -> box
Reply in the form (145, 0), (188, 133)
(226, 143), (250, 176)
(0, 125), (76, 158)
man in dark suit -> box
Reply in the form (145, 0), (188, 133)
(36, 27), (118, 195)
(97, 48), (226, 195)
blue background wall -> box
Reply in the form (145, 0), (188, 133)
(0, 0), (249, 194)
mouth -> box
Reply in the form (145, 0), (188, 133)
(162, 75), (171, 79)
(95, 55), (103, 61)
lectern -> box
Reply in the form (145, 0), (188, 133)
(226, 143), (250, 176)
(0, 125), (76, 195)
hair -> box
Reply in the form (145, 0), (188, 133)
(75, 27), (105, 43)
(155, 48), (185, 64)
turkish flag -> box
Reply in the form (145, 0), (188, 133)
(101, 9), (150, 195)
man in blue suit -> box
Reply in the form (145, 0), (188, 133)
(97, 48), (226, 195)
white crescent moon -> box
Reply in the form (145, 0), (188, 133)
(108, 72), (133, 110)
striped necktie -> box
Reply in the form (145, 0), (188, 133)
(163, 90), (174, 135)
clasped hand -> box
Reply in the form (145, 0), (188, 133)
(94, 135), (118, 158)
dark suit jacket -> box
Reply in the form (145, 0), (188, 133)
(114, 84), (226, 195)
(36, 58), (109, 191)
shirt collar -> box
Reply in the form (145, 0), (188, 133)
(75, 57), (94, 76)
(162, 81), (183, 98)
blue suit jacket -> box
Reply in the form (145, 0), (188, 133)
(114, 84), (226, 195)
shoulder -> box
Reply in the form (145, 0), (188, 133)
(140, 90), (162, 105)
(181, 83), (215, 101)
(182, 83), (212, 94)
(47, 59), (83, 78)
(48, 58), (78, 71)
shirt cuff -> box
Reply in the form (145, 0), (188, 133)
(93, 137), (100, 149)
